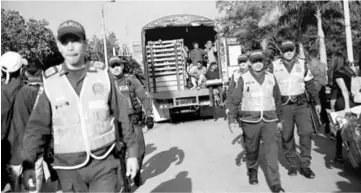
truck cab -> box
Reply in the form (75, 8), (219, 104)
(142, 14), (231, 122)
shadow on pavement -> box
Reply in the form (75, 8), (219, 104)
(145, 143), (157, 157)
(150, 171), (192, 193)
(141, 147), (185, 183)
(311, 133), (361, 192)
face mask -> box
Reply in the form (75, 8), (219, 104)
(239, 62), (248, 70)
(251, 62), (264, 72)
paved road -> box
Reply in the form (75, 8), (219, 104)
(3, 109), (360, 193)
(134, 110), (361, 193)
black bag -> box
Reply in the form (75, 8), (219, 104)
(340, 114), (361, 168)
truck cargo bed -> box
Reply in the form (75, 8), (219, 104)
(151, 88), (209, 99)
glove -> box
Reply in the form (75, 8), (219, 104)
(21, 161), (36, 191)
(146, 116), (154, 129)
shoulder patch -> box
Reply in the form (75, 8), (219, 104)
(44, 66), (59, 78)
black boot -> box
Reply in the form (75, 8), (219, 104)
(270, 184), (285, 193)
(247, 168), (258, 185)
(134, 171), (143, 187)
(299, 167), (315, 179)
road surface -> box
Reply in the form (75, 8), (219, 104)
(134, 109), (361, 193)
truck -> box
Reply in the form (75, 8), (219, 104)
(141, 14), (241, 122)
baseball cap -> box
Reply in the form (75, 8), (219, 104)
(57, 20), (86, 41)
(0, 51), (27, 73)
(249, 50), (266, 63)
(238, 54), (248, 63)
(109, 57), (127, 67)
(281, 40), (296, 52)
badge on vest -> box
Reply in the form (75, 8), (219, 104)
(296, 67), (302, 73)
(92, 82), (105, 95)
(118, 85), (129, 91)
(44, 66), (58, 78)
(55, 101), (70, 110)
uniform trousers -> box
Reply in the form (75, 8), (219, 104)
(242, 121), (281, 186)
(134, 123), (145, 179)
(56, 154), (120, 192)
(281, 103), (313, 168)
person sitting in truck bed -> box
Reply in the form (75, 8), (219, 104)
(189, 61), (207, 90)
(205, 61), (224, 106)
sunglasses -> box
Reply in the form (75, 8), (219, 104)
(250, 59), (264, 64)
(282, 48), (295, 53)
(110, 63), (123, 68)
(238, 60), (247, 64)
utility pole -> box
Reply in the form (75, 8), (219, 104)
(343, 0), (355, 71)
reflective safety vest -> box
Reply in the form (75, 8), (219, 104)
(240, 71), (278, 123)
(43, 63), (115, 170)
(272, 58), (305, 102)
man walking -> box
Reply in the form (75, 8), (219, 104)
(109, 56), (154, 187)
(269, 40), (321, 179)
(228, 50), (285, 193)
(21, 20), (139, 192)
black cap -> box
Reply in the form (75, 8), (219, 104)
(249, 50), (266, 63)
(238, 54), (248, 63)
(109, 57), (128, 67)
(57, 20), (86, 41)
(281, 40), (295, 51)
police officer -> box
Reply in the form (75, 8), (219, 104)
(20, 20), (139, 192)
(8, 61), (46, 192)
(109, 56), (154, 187)
(269, 40), (321, 179)
(1, 51), (27, 191)
(226, 54), (250, 112)
(228, 50), (285, 193)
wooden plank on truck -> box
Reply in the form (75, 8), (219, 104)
(149, 75), (178, 82)
(147, 39), (183, 45)
(147, 48), (183, 53)
(148, 66), (184, 72)
(151, 85), (183, 92)
(147, 62), (185, 67)
(146, 51), (183, 57)
(149, 80), (179, 87)
(147, 56), (183, 63)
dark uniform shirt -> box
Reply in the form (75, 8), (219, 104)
(115, 74), (153, 116)
(21, 62), (138, 165)
(228, 69), (283, 123)
(8, 81), (41, 165)
(226, 69), (248, 110)
(268, 58), (321, 105)
(1, 78), (23, 140)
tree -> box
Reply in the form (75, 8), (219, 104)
(86, 32), (121, 63)
(1, 9), (63, 69)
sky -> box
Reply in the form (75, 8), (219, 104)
(2, 0), (220, 45)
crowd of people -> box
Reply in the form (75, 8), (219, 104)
(1, 20), (154, 192)
(225, 39), (361, 193)
(1, 18), (361, 193)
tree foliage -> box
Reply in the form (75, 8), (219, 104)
(216, 1), (361, 62)
(86, 32), (121, 63)
(1, 9), (63, 69)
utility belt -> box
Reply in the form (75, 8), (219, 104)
(281, 93), (307, 106)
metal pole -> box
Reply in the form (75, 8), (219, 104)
(102, 4), (109, 67)
(343, 0), (355, 70)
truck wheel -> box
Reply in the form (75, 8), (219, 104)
(169, 109), (176, 123)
